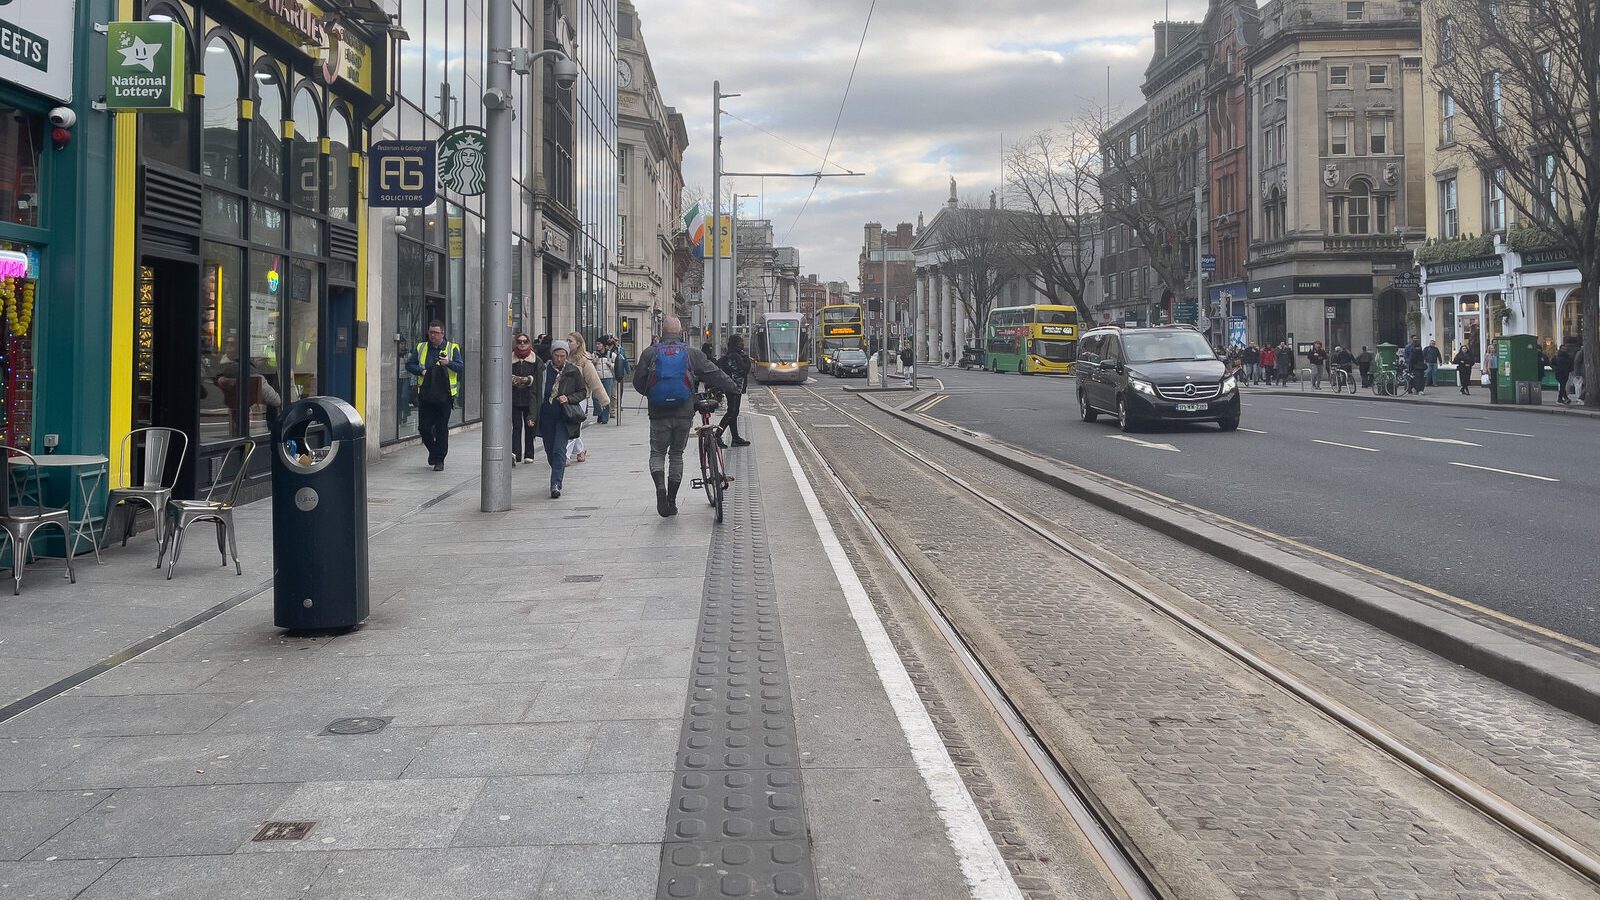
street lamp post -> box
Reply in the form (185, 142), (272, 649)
(481, 0), (576, 512)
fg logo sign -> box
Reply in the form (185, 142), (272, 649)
(369, 140), (437, 208)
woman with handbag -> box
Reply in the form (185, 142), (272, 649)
(564, 331), (611, 464)
(533, 340), (589, 499)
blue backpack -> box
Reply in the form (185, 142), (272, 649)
(648, 341), (694, 406)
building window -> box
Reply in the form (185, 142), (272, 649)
(1276, 74), (1286, 97)
(1329, 117), (1349, 155)
(1538, 153), (1558, 219)
(1439, 177), (1459, 237)
(1346, 1), (1366, 20)
(1265, 124), (1278, 164)
(618, 144), (627, 184)
(251, 63), (286, 202)
(1376, 194), (1391, 233)
(1440, 92), (1456, 144)
(1490, 72), (1503, 129)
(1486, 168), (1507, 231)
(202, 36), (244, 185)
(1348, 180), (1371, 234)
(1438, 17), (1456, 60)
(1369, 117), (1388, 154)
(326, 109), (353, 221)
(619, 215), (627, 262)
(1368, 64), (1388, 86)
(1331, 197), (1344, 234)
(289, 88), (322, 212)
(1329, 65), (1350, 88)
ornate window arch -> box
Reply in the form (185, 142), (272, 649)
(326, 104), (355, 221)
(251, 60), (286, 202)
(138, 2), (197, 169)
(1347, 177), (1373, 234)
(290, 84), (324, 211)
(200, 31), (245, 185)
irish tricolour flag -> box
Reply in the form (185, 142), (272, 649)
(685, 202), (704, 258)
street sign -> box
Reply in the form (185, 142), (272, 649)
(106, 21), (186, 112)
(438, 126), (488, 196)
(1201, 253), (1217, 272)
(1391, 272), (1420, 290)
(1325, 306), (1337, 320)
(1227, 317), (1247, 347)
(0, 2), (73, 102)
(368, 140), (437, 208)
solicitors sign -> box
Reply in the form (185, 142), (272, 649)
(0, 0), (74, 102)
(106, 22), (187, 113)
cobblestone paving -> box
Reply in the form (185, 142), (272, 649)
(839, 395), (1600, 833)
(776, 392), (1595, 899)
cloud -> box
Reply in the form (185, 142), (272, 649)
(632, 0), (1195, 285)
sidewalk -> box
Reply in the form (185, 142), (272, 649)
(0, 407), (1009, 898)
(1241, 380), (1600, 418)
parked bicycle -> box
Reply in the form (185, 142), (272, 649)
(690, 392), (730, 523)
(1371, 366), (1401, 397)
(1333, 366), (1359, 394)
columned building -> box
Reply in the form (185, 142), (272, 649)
(1204, 0), (1261, 344)
(1245, 0), (1423, 352)
(859, 222), (915, 351)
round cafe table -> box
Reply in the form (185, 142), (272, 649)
(6, 453), (110, 563)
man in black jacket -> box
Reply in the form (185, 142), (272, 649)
(634, 316), (738, 517)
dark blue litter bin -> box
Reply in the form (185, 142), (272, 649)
(272, 397), (369, 630)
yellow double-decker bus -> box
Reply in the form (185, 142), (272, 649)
(984, 304), (1079, 374)
(813, 304), (864, 375)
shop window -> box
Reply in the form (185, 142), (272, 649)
(291, 215), (321, 254)
(1562, 290), (1583, 345)
(203, 190), (244, 237)
(0, 106), (43, 228)
(251, 64), (286, 202)
(290, 88), (322, 211)
(200, 243), (244, 443)
(1485, 293), (1505, 343)
(201, 36), (243, 184)
(0, 242), (38, 449)
(327, 108), (353, 220)
(1535, 288), (1557, 353)
(251, 202), (285, 247)
(288, 258), (319, 401)
(247, 250), (286, 435)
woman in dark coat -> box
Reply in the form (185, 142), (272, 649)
(531, 340), (589, 498)
(717, 334), (752, 448)
(511, 333), (539, 464)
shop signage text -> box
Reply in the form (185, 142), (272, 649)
(1249, 274), (1373, 298)
(106, 22), (187, 113)
(1424, 256), (1501, 282)
(540, 223), (571, 261)
(1518, 248), (1575, 272)
(0, 1), (72, 101)
(438, 127), (488, 196)
(221, 0), (373, 95)
(368, 140), (436, 207)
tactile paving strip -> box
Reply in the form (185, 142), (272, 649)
(656, 448), (818, 900)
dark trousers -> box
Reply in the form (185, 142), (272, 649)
(418, 400), (453, 465)
(512, 405), (536, 460)
(719, 392), (744, 440)
(1557, 373), (1571, 402)
(1458, 366), (1472, 394)
(539, 417), (569, 488)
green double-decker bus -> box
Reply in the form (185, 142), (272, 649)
(984, 304), (1080, 373)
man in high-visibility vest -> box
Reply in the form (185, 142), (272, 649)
(405, 320), (464, 471)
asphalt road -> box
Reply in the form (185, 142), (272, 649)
(907, 366), (1600, 646)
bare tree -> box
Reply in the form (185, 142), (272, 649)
(1003, 123), (1103, 318)
(1431, 0), (1600, 404)
(1097, 114), (1199, 318)
(929, 197), (1020, 337)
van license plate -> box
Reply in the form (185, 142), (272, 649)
(1175, 403), (1206, 412)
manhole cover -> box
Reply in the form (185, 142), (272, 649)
(322, 716), (392, 735)
(253, 821), (316, 842)
(563, 574), (603, 583)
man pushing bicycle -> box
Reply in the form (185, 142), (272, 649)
(633, 316), (738, 518)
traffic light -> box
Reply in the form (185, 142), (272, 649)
(620, 318), (632, 339)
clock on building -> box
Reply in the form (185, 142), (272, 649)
(619, 58), (634, 88)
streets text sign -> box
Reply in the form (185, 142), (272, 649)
(0, 0), (73, 102)
(106, 22), (187, 113)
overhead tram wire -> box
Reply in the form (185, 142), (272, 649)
(781, 0), (876, 245)
(722, 111), (859, 176)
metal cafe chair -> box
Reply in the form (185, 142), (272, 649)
(108, 426), (189, 568)
(160, 437), (254, 580)
(0, 446), (77, 595)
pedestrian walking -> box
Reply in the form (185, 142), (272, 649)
(564, 331), (610, 464)
(1275, 341), (1294, 386)
(1405, 338), (1428, 393)
(1423, 340), (1443, 386)
(1308, 341), (1329, 389)
(404, 320), (464, 471)
(532, 340), (588, 498)
(1258, 344), (1276, 386)
(717, 334), (752, 448)
(533, 333), (552, 362)
(612, 337), (631, 418)
(511, 332), (539, 464)
(1572, 343), (1586, 402)
(633, 316), (737, 518)
(1242, 342), (1260, 384)
(594, 335), (618, 425)
(1453, 345), (1474, 395)
(1356, 346), (1374, 387)
(1553, 341), (1576, 404)
(1484, 342), (1499, 396)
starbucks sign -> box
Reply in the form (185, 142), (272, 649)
(106, 21), (187, 113)
(438, 126), (488, 196)
(0, 0), (74, 102)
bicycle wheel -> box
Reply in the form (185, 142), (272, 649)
(703, 438), (720, 507)
(705, 448), (724, 520)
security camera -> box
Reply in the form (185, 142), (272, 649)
(48, 107), (75, 128)
(552, 58), (579, 90)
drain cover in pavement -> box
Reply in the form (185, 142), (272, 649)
(322, 716), (392, 735)
(253, 821), (315, 841)
(563, 574), (604, 583)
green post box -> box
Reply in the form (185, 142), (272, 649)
(1375, 343), (1399, 379)
(1496, 334), (1540, 403)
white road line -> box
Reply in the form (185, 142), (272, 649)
(1359, 416), (1411, 424)
(1108, 434), (1181, 452)
(1283, 407), (1317, 413)
(760, 412), (1024, 900)
(1466, 427), (1535, 437)
(1313, 439), (1380, 452)
(1364, 429), (1482, 447)
(1238, 427), (1269, 434)
(811, 424), (853, 428)
(1448, 462), (1559, 482)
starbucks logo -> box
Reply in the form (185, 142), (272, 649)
(438, 126), (487, 197)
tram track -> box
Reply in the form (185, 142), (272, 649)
(767, 384), (1600, 897)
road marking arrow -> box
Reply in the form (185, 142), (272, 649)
(1364, 429), (1482, 447)
(1108, 435), (1181, 452)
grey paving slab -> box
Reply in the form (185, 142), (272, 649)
(75, 854), (330, 900)
(207, 688), (398, 732)
(790, 671), (916, 770)
(0, 738), (108, 791)
(615, 644), (696, 679)
(524, 678), (689, 722)
(0, 790), (110, 860)
(582, 720), (681, 774)
(195, 646), (626, 692)
(0, 860), (116, 900)
(0, 693), (251, 739)
(324, 622), (578, 656)
(305, 847), (552, 899)
(452, 773), (673, 846)
(535, 843), (659, 899)
(380, 683), (546, 727)
(564, 620), (700, 649)
(804, 767), (972, 900)
(777, 614), (878, 676)
(526, 597), (647, 623)
(402, 723), (598, 778)
(72, 661), (235, 696)
(27, 783), (296, 859)
(247, 778), (487, 852)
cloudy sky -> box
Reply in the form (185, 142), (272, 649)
(631, 0), (1206, 287)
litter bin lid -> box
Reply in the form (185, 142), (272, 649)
(280, 396), (365, 441)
